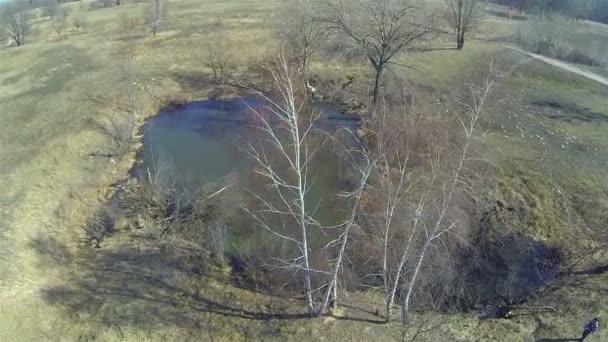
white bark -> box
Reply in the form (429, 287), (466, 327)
(147, 0), (167, 37)
(400, 70), (496, 321)
(318, 151), (376, 315)
(243, 55), (320, 315)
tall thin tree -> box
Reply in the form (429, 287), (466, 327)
(242, 55), (321, 315)
(146, 0), (167, 38)
(400, 64), (498, 321)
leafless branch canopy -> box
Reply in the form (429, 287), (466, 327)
(1, 2), (31, 46)
(323, 0), (433, 103)
(276, 0), (327, 76)
(146, 0), (167, 38)
(243, 54), (322, 315)
(443, 0), (486, 49)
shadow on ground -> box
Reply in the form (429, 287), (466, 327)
(32, 233), (383, 338)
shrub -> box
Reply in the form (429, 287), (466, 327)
(516, 16), (564, 55)
(516, 15), (604, 67)
(85, 207), (116, 246)
(51, 15), (68, 38)
(554, 44), (604, 67)
(73, 12), (88, 30)
(89, 0), (117, 10)
(90, 114), (136, 158)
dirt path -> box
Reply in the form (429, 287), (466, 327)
(506, 45), (608, 87)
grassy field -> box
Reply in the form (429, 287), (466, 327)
(1, 0), (608, 340)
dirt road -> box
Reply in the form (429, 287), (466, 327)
(507, 45), (608, 87)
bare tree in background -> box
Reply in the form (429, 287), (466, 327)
(276, 0), (326, 77)
(323, 0), (432, 105)
(2, 1), (31, 46)
(52, 9), (69, 39)
(202, 32), (234, 84)
(517, 13), (564, 55)
(242, 55), (321, 315)
(90, 113), (136, 158)
(118, 55), (139, 119)
(89, 21), (141, 159)
(443, 0), (486, 49)
(146, 0), (167, 38)
(73, 11), (88, 30)
(118, 15), (142, 58)
(42, 0), (59, 19)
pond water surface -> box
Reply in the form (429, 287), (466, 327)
(136, 95), (361, 249)
(139, 96), (359, 187)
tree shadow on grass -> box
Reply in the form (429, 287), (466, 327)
(172, 72), (216, 93)
(486, 9), (527, 21)
(33, 233), (382, 337)
(411, 46), (459, 53)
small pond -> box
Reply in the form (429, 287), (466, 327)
(134, 95), (561, 308)
(139, 96), (359, 187)
(136, 95), (361, 249)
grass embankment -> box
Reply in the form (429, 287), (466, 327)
(1, 0), (607, 340)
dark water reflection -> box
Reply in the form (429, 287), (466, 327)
(139, 96), (359, 186)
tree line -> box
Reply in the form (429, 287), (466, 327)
(490, 0), (608, 23)
(1, 0), (167, 45)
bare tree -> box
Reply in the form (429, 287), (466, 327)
(118, 15), (142, 58)
(72, 11), (88, 30)
(42, 0), (59, 19)
(345, 67), (498, 322)
(242, 55), (321, 315)
(276, 0), (327, 77)
(323, 0), (432, 105)
(118, 56), (139, 119)
(361, 96), (422, 322)
(146, 0), (167, 38)
(443, 0), (486, 49)
(52, 10), (69, 39)
(202, 32), (234, 84)
(317, 140), (376, 315)
(399, 65), (497, 321)
(517, 13), (565, 55)
(90, 113), (136, 158)
(243, 57), (376, 316)
(89, 31), (141, 158)
(2, 1), (31, 46)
